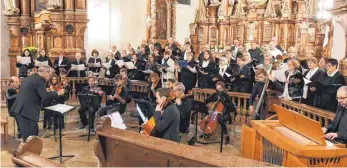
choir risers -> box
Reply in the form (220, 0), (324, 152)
(94, 118), (272, 167)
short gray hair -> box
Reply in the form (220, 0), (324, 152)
(338, 86), (347, 95)
(173, 82), (185, 92)
(38, 65), (52, 73)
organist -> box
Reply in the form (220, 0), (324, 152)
(323, 86), (347, 146)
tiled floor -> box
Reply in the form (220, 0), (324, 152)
(1, 101), (242, 167)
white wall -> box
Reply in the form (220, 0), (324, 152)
(331, 20), (346, 60)
(175, 0), (199, 44)
(86, 0), (147, 60)
(1, 0), (11, 77)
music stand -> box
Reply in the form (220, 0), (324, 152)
(78, 94), (100, 142)
(133, 99), (155, 132)
(44, 104), (76, 164)
(188, 100), (221, 148)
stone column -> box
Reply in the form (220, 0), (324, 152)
(146, 0), (151, 41)
(167, 1), (172, 38)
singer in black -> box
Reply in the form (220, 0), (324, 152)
(36, 49), (53, 68)
(97, 75), (128, 116)
(11, 66), (64, 141)
(204, 81), (236, 145)
(87, 49), (102, 76)
(78, 76), (104, 132)
(53, 52), (70, 76)
(16, 49), (35, 78)
(198, 50), (218, 88)
(177, 52), (197, 93)
(232, 55), (253, 93)
(103, 52), (119, 78)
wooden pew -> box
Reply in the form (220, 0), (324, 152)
(94, 118), (273, 167)
(12, 136), (65, 167)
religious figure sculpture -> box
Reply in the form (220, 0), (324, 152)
(3, 0), (20, 15)
(204, 0), (222, 7)
(218, 0), (226, 20)
(200, 0), (208, 19)
(47, 0), (62, 9)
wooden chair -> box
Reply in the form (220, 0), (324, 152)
(1, 118), (8, 143)
(12, 136), (65, 167)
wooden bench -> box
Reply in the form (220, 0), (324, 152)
(12, 136), (65, 167)
(95, 118), (273, 167)
(1, 119), (8, 143)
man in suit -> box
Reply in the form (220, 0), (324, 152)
(153, 88), (180, 142)
(323, 86), (347, 145)
(6, 76), (21, 138)
(11, 66), (64, 141)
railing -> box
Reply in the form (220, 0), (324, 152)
(192, 88), (252, 124)
(280, 99), (335, 127)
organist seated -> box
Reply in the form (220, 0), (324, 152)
(96, 74), (128, 116)
(78, 76), (103, 132)
(322, 86), (347, 146)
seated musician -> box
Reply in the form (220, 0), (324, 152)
(153, 88), (180, 143)
(6, 76), (21, 138)
(87, 49), (102, 77)
(166, 78), (176, 90)
(322, 86), (347, 146)
(78, 76), (104, 132)
(120, 68), (133, 91)
(97, 75), (128, 116)
(53, 52), (70, 76)
(204, 81), (236, 145)
(173, 82), (192, 134)
(148, 72), (162, 102)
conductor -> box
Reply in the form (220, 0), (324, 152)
(11, 65), (64, 141)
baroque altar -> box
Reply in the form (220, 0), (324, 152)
(189, 0), (326, 60)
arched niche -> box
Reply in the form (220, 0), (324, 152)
(331, 20), (346, 60)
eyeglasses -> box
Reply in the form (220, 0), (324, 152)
(336, 96), (347, 100)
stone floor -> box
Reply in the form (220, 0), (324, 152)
(0, 101), (243, 167)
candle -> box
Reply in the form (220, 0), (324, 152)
(22, 36), (25, 47)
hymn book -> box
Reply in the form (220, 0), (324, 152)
(71, 64), (86, 71)
(17, 56), (32, 65)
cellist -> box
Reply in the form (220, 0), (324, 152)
(203, 81), (236, 145)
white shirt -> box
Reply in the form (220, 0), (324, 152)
(202, 60), (209, 68)
(303, 67), (319, 98)
(232, 47), (239, 57)
(328, 69), (338, 77)
(219, 65), (227, 77)
(279, 71), (293, 100)
(271, 49), (283, 61)
(58, 56), (63, 66)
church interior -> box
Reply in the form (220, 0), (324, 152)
(1, 0), (347, 167)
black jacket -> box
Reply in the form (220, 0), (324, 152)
(36, 56), (53, 67)
(104, 59), (119, 78)
(176, 97), (192, 133)
(53, 57), (70, 76)
(16, 56), (35, 78)
(326, 106), (347, 144)
(68, 60), (87, 77)
(153, 104), (180, 143)
(6, 87), (18, 116)
(11, 74), (59, 121)
(302, 68), (324, 106)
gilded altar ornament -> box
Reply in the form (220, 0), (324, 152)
(47, 0), (62, 10)
(3, 0), (20, 15)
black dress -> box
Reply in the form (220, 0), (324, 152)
(128, 60), (145, 80)
(87, 57), (102, 76)
(232, 64), (253, 93)
(198, 60), (218, 88)
(302, 68), (324, 106)
(180, 60), (197, 93)
(68, 60), (87, 77)
(53, 57), (70, 76)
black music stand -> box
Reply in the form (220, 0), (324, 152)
(188, 100), (222, 149)
(78, 94), (100, 142)
(134, 99), (155, 132)
(44, 104), (76, 164)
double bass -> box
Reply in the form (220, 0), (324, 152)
(198, 92), (225, 135)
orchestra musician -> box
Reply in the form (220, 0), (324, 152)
(148, 73), (162, 102)
(96, 74), (128, 116)
(11, 66), (64, 141)
(161, 51), (176, 87)
(322, 86), (347, 145)
(78, 76), (104, 132)
(172, 82), (192, 134)
(16, 49), (35, 78)
(5, 76), (21, 138)
(204, 81), (236, 145)
(87, 49), (102, 77)
(249, 68), (270, 120)
(153, 88), (180, 142)
(53, 52), (70, 76)
(120, 68), (133, 91)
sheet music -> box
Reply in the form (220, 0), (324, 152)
(225, 72), (232, 77)
(136, 104), (148, 123)
(115, 60), (124, 67)
(277, 63), (289, 71)
(17, 56), (32, 65)
(274, 70), (287, 82)
(71, 64), (85, 71)
(102, 63), (111, 69)
(44, 104), (75, 114)
(125, 62), (135, 69)
(105, 112), (127, 130)
(35, 60), (49, 67)
(142, 70), (153, 74)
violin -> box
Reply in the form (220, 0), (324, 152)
(198, 91), (225, 135)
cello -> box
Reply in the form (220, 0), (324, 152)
(198, 92), (225, 135)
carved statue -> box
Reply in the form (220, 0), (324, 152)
(218, 0), (226, 20)
(200, 0), (208, 19)
(3, 0), (20, 15)
(47, 0), (61, 9)
(204, 0), (222, 7)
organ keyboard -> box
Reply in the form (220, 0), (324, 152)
(241, 104), (347, 167)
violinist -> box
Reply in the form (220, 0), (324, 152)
(96, 74), (128, 116)
(148, 72), (162, 102)
(204, 81), (236, 145)
(173, 82), (192, 134)
(5, 76), (21, 138)
(153, 88), (180, 142)
(78, 76), (103, 132)
(120, 68), (133, 91)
